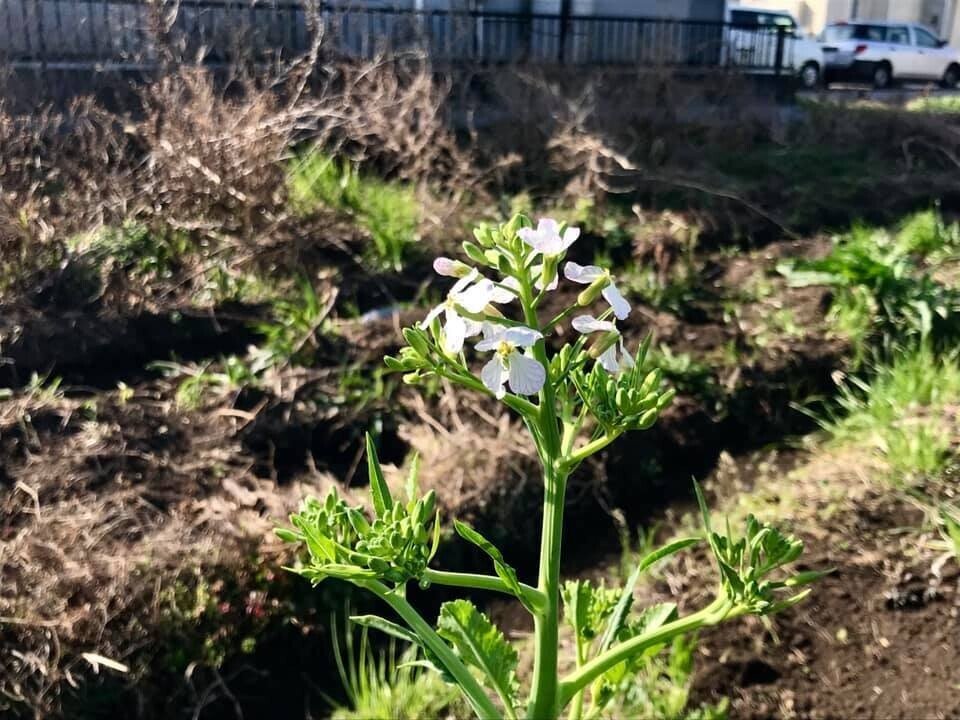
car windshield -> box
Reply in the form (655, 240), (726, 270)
(731, 10), (797, 31)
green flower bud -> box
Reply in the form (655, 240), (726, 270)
(638, 368), (662, 397)
(636, 407), (660, 429)
(473, 224), (496, 248)
(503, 213), (531, 243)
(540, 255), (559, 289)
(462, 241), (488, 266)
(577, 274), (611, 307)
(588, 331), (621, 359)
(403, 372), (422, 385)
(657, 388), (677, 410)
(402, 327), (431, 358)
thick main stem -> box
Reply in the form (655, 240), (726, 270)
(527, 463), (566, 720)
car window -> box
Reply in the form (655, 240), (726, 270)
(731, 10), (797, 31)
(914, 27), (941, 48)
(824, 24), (884, 42)
(886, 26), (910, 44)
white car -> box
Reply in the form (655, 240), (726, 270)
(726, 5), (825, 88)
(822, 21), (960, 89)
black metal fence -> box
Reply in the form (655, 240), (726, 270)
(1, 1), (791, 74)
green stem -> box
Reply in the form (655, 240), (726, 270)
(513, 261), (566, 720)
(422, 569), (547, 613)
(364, 580), (503, 720)
(557, 597), (735, 708)
(563, 431), (622, 471)
(568, 634), (588, 720)
(527, 463), (567, 720)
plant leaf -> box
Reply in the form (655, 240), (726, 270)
(350, 614), (419, 645)
(597, 564), (640, 654)
(454, 520), (532, 612)
(366, 432), (393, 517)
(437, 599), (519, 712)
(636, 537), (700, 574)
(405, 452), (422, 502)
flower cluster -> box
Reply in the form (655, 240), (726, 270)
(391, 216), (638, 405)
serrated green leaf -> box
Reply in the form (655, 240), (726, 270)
(437, 599), (519, 713)
(454, 520), (532, 612)
(366, 432), (393, 517)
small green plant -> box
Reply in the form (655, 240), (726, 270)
(278, 215), (819, 720)
(25, 373), (64, 403)
(779, 218), (960, 352)
(906, 94), (960, 114)
(255, 275), (332, 369)
(821, 344), (960, 485)
(151, 357), (257, 410)
(937, 506), (960, 563)
(330, 618), (462, 720)
(75, 221), (193, 279)
(287, 149), (419, 271)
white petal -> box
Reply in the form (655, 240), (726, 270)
(618, 340), (636, 371)
(481, 322), (503, 340)
(433, 257), (458, 277)
(537, 218), (560, 235)
(450, 269), (480, 296)
(598, 345), (620, 373)
(421, 303), (444, 327)
(572, 315), (616, 334)
(602, 282), (631, 320)
(462, 318), (483, 338)
(488, 283), (517, 304)
(481, 356), (508, 399)
(504, 326), (543, 348)
(533, 264), (560, 292)
(456, 279), (495, 313)
(507, 352), (546, 396)
(560, 226), (581, 251)
(563, 262), (604, 284)
(443, 310), (467, 354)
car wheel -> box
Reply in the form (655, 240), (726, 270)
(873, 62), (893, 89)
(942, 64), (960, 89)
(800, 62), (820, 89)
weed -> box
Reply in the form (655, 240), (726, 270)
(602, 634), (728, 720)
(255, 275), (332, 369)
(74, 222), (193, 280)
(779, 216), (960, 352)
(821, 345), (960, 485)
(25, 373), (64, 403)
(905, 95), (960, 114)
(329, 620), (461, 720)
(151, 357), (257, 410)
(287, 149), (419, 271)
(937, 506), (960, 562)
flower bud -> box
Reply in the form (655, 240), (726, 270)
(433, 256), (473, 278)
(657, 388), (676, 410)
(383, 355), (406, 372)
(636, 407), (660, 429)
(577, 274), (611, 307)
(638, 368), (662, 397)
(540, 255), (559, 290)
(403, 372), (422, 385)
(473, 224), (497, 248)
(402, 327), (431, 358)
(502, 213), (531, 243)
(588, 331), (621, 360)
(462, 241), (488, 266)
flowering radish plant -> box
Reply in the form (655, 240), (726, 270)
(278, 215), (820, 719)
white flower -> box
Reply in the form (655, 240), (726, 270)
(422, 270), (506, 354)
(571, 315), (636, 374)
(475, 324), (545, 399)
(518, 218), (580, 257)
(564, 262), (631, 320)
